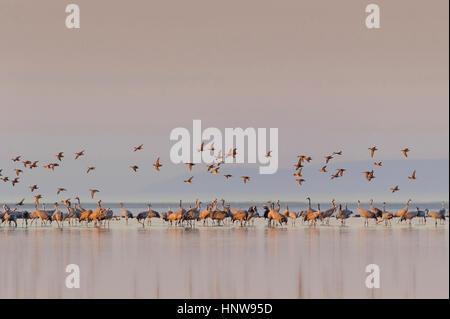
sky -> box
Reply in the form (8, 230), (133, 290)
(0, 0), (448, 203)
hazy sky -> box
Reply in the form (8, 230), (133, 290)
(0, 1), (448, 202)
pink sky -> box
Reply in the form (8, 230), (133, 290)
(0, 1), (448, 202)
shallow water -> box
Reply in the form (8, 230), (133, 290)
(0, 213), (448, 299)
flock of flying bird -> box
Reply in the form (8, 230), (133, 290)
(0, 144), (447, 229)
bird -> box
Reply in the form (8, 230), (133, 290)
(293, 162), (304, 170)
(16, 198), (25, 206)
(186, 163), (196, 171)
(319, 166), (327, 173)
(336, 168), (346, 176)
(22, 160), (31, 167)
(265, 151), (272, 158)
(206, 164), (215, 172)
(394, 199), (412, 220)
(29, 185), (38, 192)
(296, 178), (305, 185)
(12, 156), (21, 162)
(75, 150), (85, 159)
(390, 185), (400, 193)
(408, 170), (416, 180)
(14, 169), (23, 176)
(356, 200), (377, 226)
(241, 176), (250, 184)
(224, 174), (232, 179)
(376, 202), (394, 226)
(133, 144), (144, 152)
(87, 166), (96, 173)
(44, 163), (59, 171)
(57, 187), (67, 195)
(89, 189), (99, 199)
(208, 143), (215, 152)
(153, 157), (162, 171)
(11, 178), (19, 186)
(55, 152), (64, 161)
(297, 155), (312, 163)
(369, 199), (383, 218)
(119, 203), (133, 224)
(333, 151), (343, 156)
(184, 176), (193, 184)
(401, 148), (410, 158)
(324, 155), (333, 164)
(198, 142), (205, 152)
(29, 161), (39, 169)
(211, 167), (220, 175)
(130, 165), (139, 172)
(293, 168), (303, 178)
(331, 172), (340, 179)
(362, 170), (375, 181)
(368, 146), (378, 158)
(374, 162), (382, 167)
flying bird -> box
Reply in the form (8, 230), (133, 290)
(401, 148), (410, 158)
(12, 156), (21, 162)
(324, 155), (333, 164)
(296, 178), (305, 185)
(198, 142), (205, 152)
(319, 166), (327, 173)
(208, 143), (215, 152)
(224, 174), (232, 179)
(408, 170), (416, 180)
(211, 168), (220, 175)
(130, 165), (139, 172)
(29, 185), (38, 192)
(133, 144), (144, 152)
(293, 168), (303, 178)
(87, 166), (96, 174)
(16, 198), (25, 206)
(333, 151), (343, 156)
(56, 152), (64, 161)
(336, 168), (346, 176)
(57, 187), (67, 195)
(184, 176), (193, 184)
(22, 160), (31, 167)
(89, 189), (99, 199)
(331, 172), (340, 179)
(14, 169), (23, 176)
(363, 170), (375, 181)
(75, 150), (85, 159)
(11, 178), (19, 186)
(265, 151), (272, 158)
(44, 163), (59, 171)
(186, 163), (196, 171)
(29, 161), (39, 169)
(241, 176), (250, 184)
(368, 146), (378, 158)
(374, 162), (382, 167)
(390, 185), (400, 193)
(153, 157), (162, 171)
